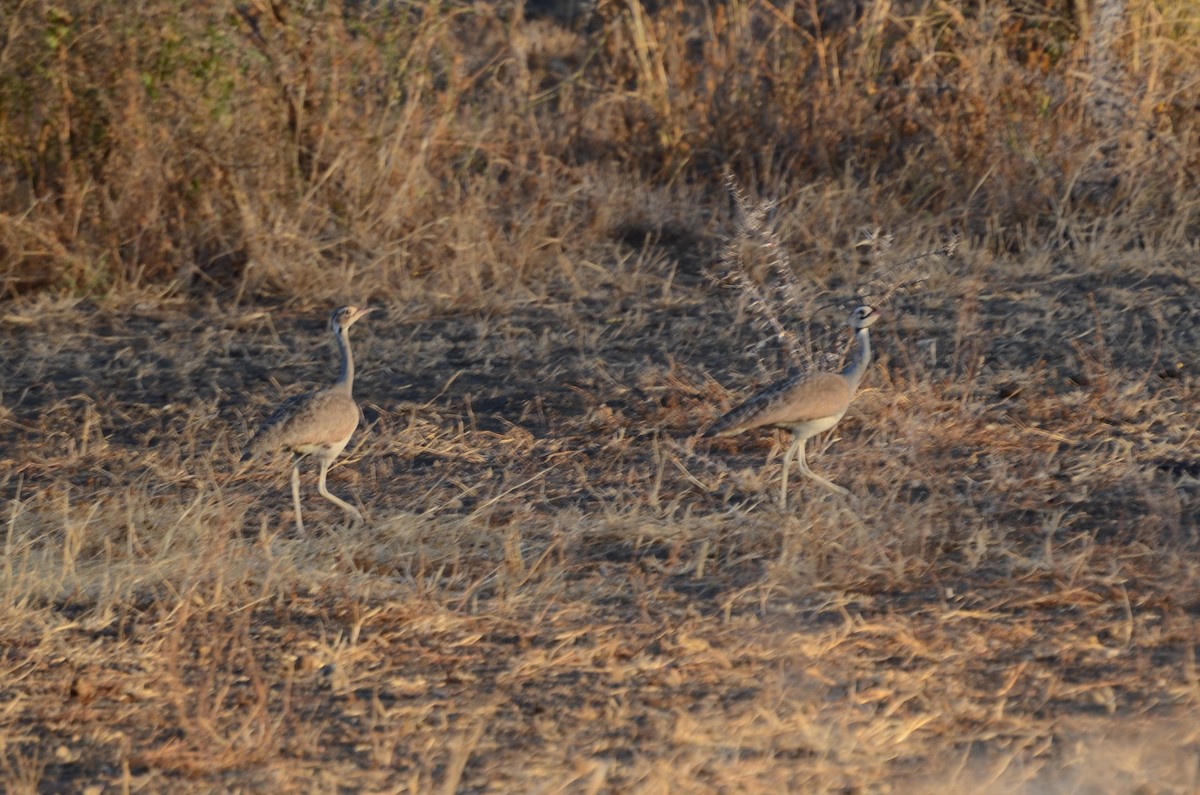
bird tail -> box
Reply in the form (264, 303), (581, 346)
(239, 432), (266, 465)
(704, 393), (777, 439)
(703, 412), (741, 439)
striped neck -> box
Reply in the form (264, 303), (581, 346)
(840, 327), (872, 393)
(333, 324), (354, 395)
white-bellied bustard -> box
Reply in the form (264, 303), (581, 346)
(705, 305), (880, 507)
(242, 305), (373, 532)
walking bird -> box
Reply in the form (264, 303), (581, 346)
(705, 305), (880, 507)
(242, 305), (373, 532)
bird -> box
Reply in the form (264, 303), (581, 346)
(705, 305), (880, 507)
(242, 305), (374, 532)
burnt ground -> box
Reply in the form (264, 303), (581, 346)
(0, 252), (1198, 791)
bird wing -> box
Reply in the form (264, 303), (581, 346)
(243, 389), (359, 460)
(706, 372), (851, 437)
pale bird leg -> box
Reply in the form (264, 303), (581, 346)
(795, 438), (848, 497)
(780, 435), (802, 509)
(317, 458), (362, 524)
(291, 460), (305, 534)
(779, 435), (849, 508)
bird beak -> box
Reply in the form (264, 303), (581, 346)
(339, 305), (374, 329)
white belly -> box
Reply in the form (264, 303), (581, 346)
(782, 410), (845, 439)
(293, 431), (354, 461)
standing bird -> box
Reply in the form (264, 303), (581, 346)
(705, 305), (880, 507)
(242, 305), (374, 532)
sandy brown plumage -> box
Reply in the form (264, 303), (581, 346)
(706, 305), (879, 506)
(244, 390), (361, 462)
(242, 305), (373, 532)
(705, 372), (852, 439)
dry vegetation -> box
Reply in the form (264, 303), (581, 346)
(1, 0), (1198, 791)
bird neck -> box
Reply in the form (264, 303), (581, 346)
(333, 325), (355, 394)
(841, 327), (872, 393)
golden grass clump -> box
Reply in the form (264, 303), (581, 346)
(0, 1), (1196, 302)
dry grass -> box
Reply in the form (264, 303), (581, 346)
(2, 1), (1199, 792)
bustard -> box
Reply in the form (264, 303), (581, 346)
(242, 305), (373, 532)
(705, 305), (880, 507)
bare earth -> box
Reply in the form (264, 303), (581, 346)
(2, 251), (1197, 792)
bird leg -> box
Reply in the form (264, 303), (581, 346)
(780, 435), (850, 506)
(291, 458), (306, 534)
(779, 434), (804, 509)
(795, 441), (849, 496)
(317, 459), (363, 524)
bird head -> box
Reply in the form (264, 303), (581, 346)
(330, 305), (374, 334)
(850, 305), (880, 331)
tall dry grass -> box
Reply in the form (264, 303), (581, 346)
(0, 0), (1196, 306)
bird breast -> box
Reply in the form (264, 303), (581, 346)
(283, 392), (360, 450)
